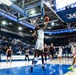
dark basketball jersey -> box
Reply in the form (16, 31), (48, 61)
(44, 48), (48, 53)
(49, 47), (54, 53)
(8, 49), (12, 54)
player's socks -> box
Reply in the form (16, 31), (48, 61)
(42, 64), (45, 71)
(31, 66), (33, 72)
(31, 64), (34, 72)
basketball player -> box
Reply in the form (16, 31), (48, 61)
(58, 46), (63, 62)
(49, 43), (55, 61)
(6, 46), (13, 63)
(31, 18), (49, 72)
(68, 44), (76, 71)
(44, 43), (49, 63)
(25, 49), (29, 61)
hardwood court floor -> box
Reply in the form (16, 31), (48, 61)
(0, 58), (76, 75)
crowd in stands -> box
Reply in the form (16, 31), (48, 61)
(0, 31), (75, 58)
(0, 31), (34, 55)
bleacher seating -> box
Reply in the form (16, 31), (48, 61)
(0, 31), (74, 58)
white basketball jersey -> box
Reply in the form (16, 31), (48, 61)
(59, 48), (62, 54)
(37, 29), (44, 39)
(71, 46), (76, 54)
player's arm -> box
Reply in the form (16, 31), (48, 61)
(42, 22), (48, 30)
(6, 49), (8, 55)
(53, 46), (55, 50)
(42, 46), (44, 53)
(32, 31), (36, 37)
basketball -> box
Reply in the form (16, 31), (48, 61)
(45, 16), (50, 22)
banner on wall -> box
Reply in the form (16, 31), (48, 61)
(57, 7), (76, 23)
(55, 0), (76, 23)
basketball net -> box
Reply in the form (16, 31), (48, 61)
(30, 17), (38, 26)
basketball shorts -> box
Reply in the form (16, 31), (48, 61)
(35, 39), (44, 50)
(73, 53), (76, 58)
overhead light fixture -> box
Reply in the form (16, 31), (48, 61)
(51, 22), (55, 26)
(46, 2), (50, 6)
(41, 17), (43, 19)
(1, 21), (7, 25)
(31, 9), (35, 15)
(18, 27), (22, 30)
(9, 23), (12, 25)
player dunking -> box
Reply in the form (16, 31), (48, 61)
(31, 17), (49, 72)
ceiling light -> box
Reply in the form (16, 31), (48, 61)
(41, 17), (43, 19)
(9, 23), (12, 25)
(31, 9), (35, 15)
(46, 2), (50, 5)
(18, 27), (22, 30)
(51, 22), (55, 26)
(2, 21), (7, 25)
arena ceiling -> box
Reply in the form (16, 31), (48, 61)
(0, 0), (76, 37)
